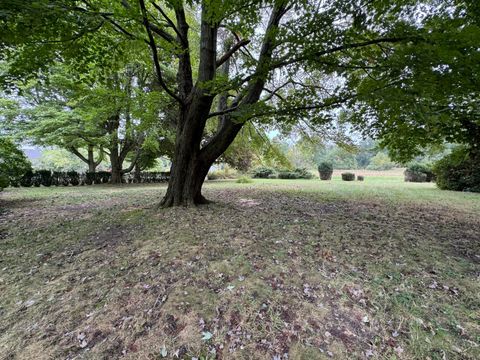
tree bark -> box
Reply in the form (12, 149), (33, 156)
(158, 3), (288, 207)
(109, 145), (123, 184)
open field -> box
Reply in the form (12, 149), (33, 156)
(1, 174), (479, 359)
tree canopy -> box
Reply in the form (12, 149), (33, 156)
(1, 0), (478, 203)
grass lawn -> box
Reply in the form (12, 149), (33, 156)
(1, 174), (479, 359)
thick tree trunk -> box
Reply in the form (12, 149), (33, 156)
(87, 146), (97, 173)
(109, 148), (123, 184)
(156, 3), (287, 207)
(160, 155), (210, 207)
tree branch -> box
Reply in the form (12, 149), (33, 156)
(139, 0), (183, 104)
(68, 146), (89, 164)
(272, 37), (414, 69)
(151, 1), (185, 45)
(216, 39), (251, 67)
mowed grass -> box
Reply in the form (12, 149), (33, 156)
(0, 174), (479, 359)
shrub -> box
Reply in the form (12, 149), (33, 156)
(252, 167), (275, 179)
(36, 170), (53, 187)
(433, 148), (480, 192)
(20, 170), (34, 187)
(404, 163), (435, 183)
(85, 172), (95, 185)
(32, 172), (42, 187)
(357, 175), (364, 181)
(68, 171), (80, 186)
(277, 170), (297, 179)
(96, 171), (111, 184)
(317, 162), (333, 180)
(0, 138), (32, 187)
(267, 173), (277, 179)
(341, 172), (355, 181)
(278, 168), (314, 179)
(0, 174), (9, 190)
(236, 176), (253, 184)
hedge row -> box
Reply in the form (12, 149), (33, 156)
(252, 167), (314, 179)
(10, 170), (170, 187)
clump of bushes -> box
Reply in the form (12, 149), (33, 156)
(20, 170), (34, 187)
(126, 172), (170, 183)
(236, 176), (253, 184)
(404, 163), (435, 183)
(433, 148), (480, 192)
(341, 172), (355, 181)
(0, 175), (9, 191)
(252, 167), (275, 179)
(357, 175), (364, 181)
(13, 170), (171, 187)
(68, 171), (80, 186)
(278, 168), (314, 179)
(318, 162), (333, 180)
(36, 170), (53, 187)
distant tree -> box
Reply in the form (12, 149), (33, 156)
(366, 152), (396, 171)
(36, 148), (91, 172)
(316, 146), (358, 170)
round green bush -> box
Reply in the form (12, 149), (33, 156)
(341, 172), (355, 181)
(318, 162), (333, 180)
(433, 148), (480, 192)
(357, 175), (364, 181)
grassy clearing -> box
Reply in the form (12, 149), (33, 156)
(0, 175), (479, 359)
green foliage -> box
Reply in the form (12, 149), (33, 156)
(67, 171), (80, 186)
(317, 162), (333, 173)
(19, 170), (34, 187)
(347, 2), (480, 162)
(252, 167), (275, 179)
(36, 149), (89, 172)
(36, 169), (53, 187)
(357, 175), (364, 181)
(0, 174), (9, 190)
(316, 146), (358, 170)
(433, 148), (480, 192)
(0, 137), (31, 189)
(366, 152), (396, 171)
(404, 163), (434, 183)
(341, 172), (355, 181)
(317, 161), (333, 180)
(236, 176), (253, 184)
(278, 168), (313, 180)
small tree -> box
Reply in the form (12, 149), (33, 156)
(317, 162), (333, 180)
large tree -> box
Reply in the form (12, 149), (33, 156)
(1, 0), (463, 205)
